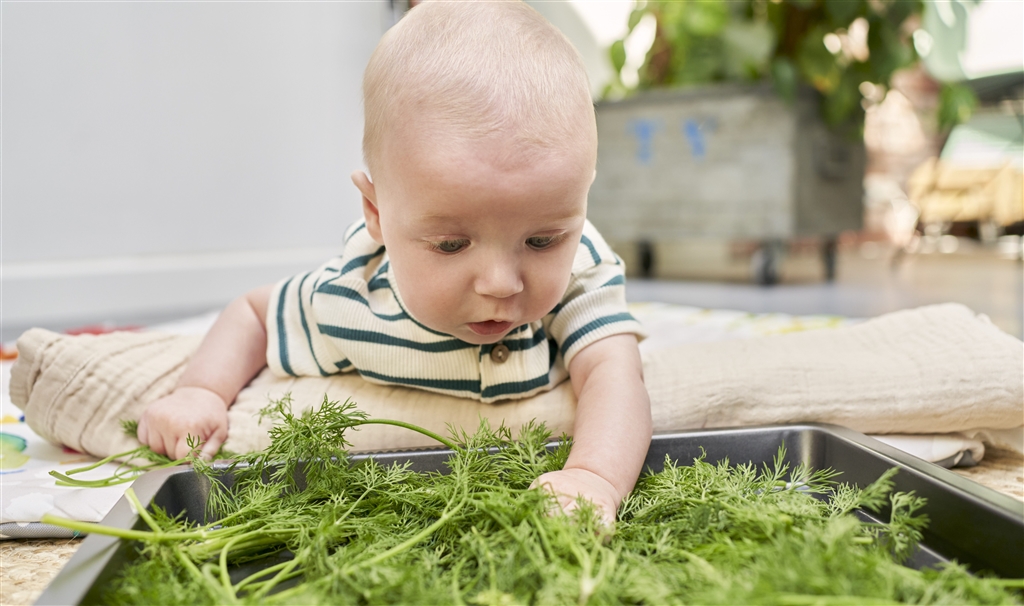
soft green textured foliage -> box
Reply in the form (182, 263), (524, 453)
(51, 396), (1021, 605)
(938, 82), (979, 131)
(608, 0), (938, 130)
(51, 422), (237, 489)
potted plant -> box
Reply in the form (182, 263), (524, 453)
(589, 0), (950, 284)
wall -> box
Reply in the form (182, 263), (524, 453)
(0, 1), (608, 340)
(1, 2), (386, 338)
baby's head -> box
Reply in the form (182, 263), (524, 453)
(352, 0), (597, 344)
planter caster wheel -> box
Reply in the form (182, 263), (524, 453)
(822, 236), (837, 282)
(753, 242), (780, 286)
(637, 240), (655, 278)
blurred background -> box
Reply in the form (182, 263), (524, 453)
(2, 0), (1022, 343)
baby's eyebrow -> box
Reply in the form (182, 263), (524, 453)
(416, 213), (459, 223)
(419, 210), (583, 222)
(412, 214), (467, 231)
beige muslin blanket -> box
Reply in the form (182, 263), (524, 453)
(9, 303), (1023, 459)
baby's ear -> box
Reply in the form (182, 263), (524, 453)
(352, 171), (383, 244)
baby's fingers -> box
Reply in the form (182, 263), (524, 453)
(199, 429), (227, 461)
(172, 435), (202, 461)
(135, 418), (150, 447)
(150, 432), (173, 458)
(138, 421), (172, 457)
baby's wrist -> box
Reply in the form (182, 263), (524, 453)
(562, 465), (625, 504)
(174, 385), (231, 410)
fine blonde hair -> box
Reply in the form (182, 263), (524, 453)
(362, 0), (596, 176)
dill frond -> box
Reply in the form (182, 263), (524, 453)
(43, 395), (1019, 606)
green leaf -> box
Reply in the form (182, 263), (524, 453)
(938, 82), (978, 131)
(885, 0), (923, 26)
(772, 57), (799, 103)
(610, 40), (627, 74)
(824, 0), (864, 25)
(722, 20), (777, 79)
(866, 16), (914, 82)
(797, 25), (843, 93)
(682, 0), (730, 37)
(823, 71), (864, 126)
(672, 36), (725, 85)
(627, 7), (646, 33)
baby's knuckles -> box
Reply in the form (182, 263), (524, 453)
(140, 387), (228, 454)
(533, 467), (620, 525)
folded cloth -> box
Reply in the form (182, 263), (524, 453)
(641, 304), (1023, 438)
(9, 330), (203, 458)
(9, 303), (1024, 459)
(871, 434), (986, 467)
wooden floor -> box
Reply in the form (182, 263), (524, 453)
(624, 240), (1024, 339)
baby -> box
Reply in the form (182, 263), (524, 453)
(137, 0), (651, 523)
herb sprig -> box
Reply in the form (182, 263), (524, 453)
(42, 395), (1023, 605)
(48, 421), (199, 488)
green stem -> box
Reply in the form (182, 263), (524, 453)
(449, 557), (467, 606)
(234, 558), (295, 593)
(349, 419), (459, 451)
(774, 594), (900, 605)
(124, 488), (161, 532)
(50, 470), (140, 488)
(50, 459), (185, 488)
(187, 531), (296, 563)
(62, 448), (147, 475)
(219, 535), (247, 596)
(201, 562), (239, 605)
(346, 492), (467, 573)
(484, 510), (545, 570)
(249, 557), (303, 600)
(41, 514), (215, 542)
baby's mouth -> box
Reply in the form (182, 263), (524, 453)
(467, 320), (513, 336)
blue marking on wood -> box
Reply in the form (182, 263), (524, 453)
(683, 119), (705, 159)
(629, 118), (662, 165)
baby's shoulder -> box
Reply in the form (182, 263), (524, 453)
(571, 220), (622, 275)
(310, 219), (388, 288)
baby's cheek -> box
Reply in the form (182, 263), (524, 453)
(532, 264), (573, 315)
(396, 265), (461, 325)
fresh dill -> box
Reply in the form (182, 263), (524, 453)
(42, 395), (1023, 605)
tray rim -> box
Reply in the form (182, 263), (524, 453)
(34, 422), (1024, 605)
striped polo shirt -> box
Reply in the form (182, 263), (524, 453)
(266, 219), (644, 403)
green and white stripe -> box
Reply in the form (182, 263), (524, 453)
(266, 219), (643, 403)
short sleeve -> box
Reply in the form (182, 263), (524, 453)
(266, 265), (353, 378)
(265, 221), (374, 378)
(545, 221), (646, 369)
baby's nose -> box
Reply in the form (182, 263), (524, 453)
(474, 258), (524, 299)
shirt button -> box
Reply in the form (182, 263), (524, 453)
(490, 344), (510, 364)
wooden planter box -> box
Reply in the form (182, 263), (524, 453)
(590, 84), (865, 283)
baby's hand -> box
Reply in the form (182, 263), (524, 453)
(531, 468), (621, 528)
(136, 386), (229, 460)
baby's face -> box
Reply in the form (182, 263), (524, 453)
(358, 130), (593, 345)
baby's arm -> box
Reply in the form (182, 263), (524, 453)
(534, 333), (652, 525)
(136, 284), (274, 460)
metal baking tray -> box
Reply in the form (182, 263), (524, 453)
(36, 424), (1024, 605)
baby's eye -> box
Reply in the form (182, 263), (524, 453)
(526, 235), (559, 250)
(431, 239), (469, 254)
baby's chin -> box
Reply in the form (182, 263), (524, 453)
(454, 327), (512, 346)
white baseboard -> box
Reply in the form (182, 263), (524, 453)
(1, 247), (340, 338)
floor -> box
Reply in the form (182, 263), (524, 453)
(4, 238), (1020, 343)
(623, 241), (1024, 340)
